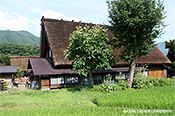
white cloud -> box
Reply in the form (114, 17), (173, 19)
(0, 9), (40, 36)
(34, 9), (83, 22)
(0, 9), (86, 37)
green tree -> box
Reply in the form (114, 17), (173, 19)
(0, 55), (10, 65)
(165, 39), (175, 77)
(0, 43), (39, 56)
(64, 25), (114, 85)
(107, 0), (166, 87)
(16, 67), (24, 79)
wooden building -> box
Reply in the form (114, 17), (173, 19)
(0, 66), (17, 87)
(10, 56), (39, 72)
(28, 17), (171, 89)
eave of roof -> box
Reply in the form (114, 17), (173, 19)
(0, 66), (17, 74)
(29, 58), (146, 76)
(29, 58), (76, 75)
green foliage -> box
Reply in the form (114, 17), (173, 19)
(107, 0), (166, 87)
(107, 0), (166, 62)
(0, 30), (39, 45)
(90, 84), (118, 93)
(81, 80), (128, 93)
(132, 71), (175, 89)
(116, 80), (129, 90)
(132, 71), (148, 88)
(0, 55), (10, 65)
(3, 82), (8, 91)
(0, 43), (39, 56)
(0, 107), (122, 116)
(64, 25), (114, 85)
(171, 76), (175, 79)
(0, 78), (8, 90)
(16, 67), (24, 78)
(94, 86), (175, 110)
(0, 86), (174, 115)
(165, 39), (175, 77)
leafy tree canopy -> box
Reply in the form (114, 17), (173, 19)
(0, 55), (10, 65)
(64, 25), (114, 85)
(107, 0), (166, 87)
(0, 43), (39, 65)
(165, 39), (175, 62)
(0, 43), (39, 56)
(165, 39), (175, 77)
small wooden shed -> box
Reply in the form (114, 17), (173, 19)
(0, 66), (17, 87)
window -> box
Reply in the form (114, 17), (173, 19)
(51, 76), (64, 84)
(84, 78), (90, 85)
(58, 77), (64, 84)
(93, 75), (102, 80)
(65, 76), (78, 83)
(51, 78), (57, 84)
(49, 49), (52, 58)
(81, 77), (90, 85)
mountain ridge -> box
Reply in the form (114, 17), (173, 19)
(0, 30), (39, 46)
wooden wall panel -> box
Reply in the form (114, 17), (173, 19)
(41, 79), (50, 88)
(148, 70), (164, 78)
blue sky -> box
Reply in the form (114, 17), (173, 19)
(0, 0), (174, 43)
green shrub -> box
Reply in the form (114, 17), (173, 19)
(115, 80), (128, 90)
(82, 83), (118, 93)
(83, 80), (129, 93)
(0, 78), (8, 91)
(144, 78), (154, 88)
(91, 84), (118, 93)
(147, 77), (174, 87)
(132, 71), (147, 89)
(3, 82), (8, 91)
(170, 76), (175, 79)
(132, 71), (175, 89)
(149, 77), (160, 86)
(158, 78), (168, 86)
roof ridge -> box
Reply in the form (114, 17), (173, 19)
(9, 56), (39, 59)
(41, 16), (102, 26)
(0, 65), (17, 67)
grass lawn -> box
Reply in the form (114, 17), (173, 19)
(0, 86), (174, 116)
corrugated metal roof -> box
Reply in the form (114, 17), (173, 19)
(0, 66), (17, 73)
(29, 58), (144, 76)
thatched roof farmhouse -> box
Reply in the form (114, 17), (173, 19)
(28, 17), (171, 89)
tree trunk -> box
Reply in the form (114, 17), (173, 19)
(89, 68), (94, 85)
(127, 54), (138, 88)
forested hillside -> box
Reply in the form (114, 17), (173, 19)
(0, 43), (39, 56)
(0, 30), (39, 45)
(0, 43), (39, 65)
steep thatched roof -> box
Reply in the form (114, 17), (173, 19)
(10, 56), (39, 71)
(41, 17), (171, 67)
